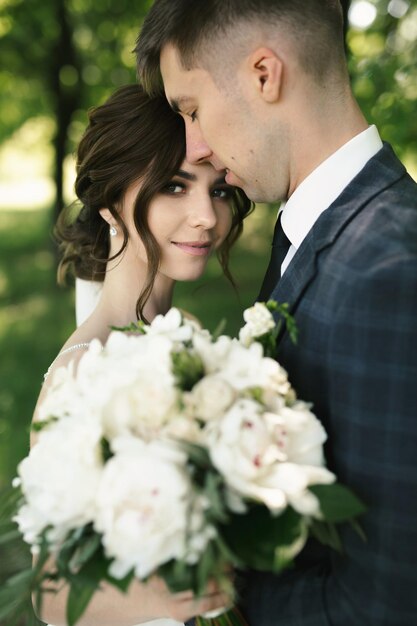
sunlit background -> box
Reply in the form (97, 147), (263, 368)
(0, 0), (416, 215)
(0, 0), (416, 487)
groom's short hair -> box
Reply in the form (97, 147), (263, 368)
(136, 0), (347, 95)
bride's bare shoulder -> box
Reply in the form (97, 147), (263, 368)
(31, 325), (104, 445)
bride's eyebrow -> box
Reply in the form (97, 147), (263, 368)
(175, 169), (197, 181)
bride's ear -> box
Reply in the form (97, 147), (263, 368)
(99, 208), (115, 226)
(99, 208), (120, 237)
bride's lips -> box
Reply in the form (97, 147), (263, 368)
(171, 241), (212, 256)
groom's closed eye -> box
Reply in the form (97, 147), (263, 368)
(170, 96), (194, 115)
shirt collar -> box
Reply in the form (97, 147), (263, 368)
(280, 125), (383, 250)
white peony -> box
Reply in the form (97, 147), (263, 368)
(239, 303), (276, 347)
(14, 416), (103, 548)
(37, 361), (84, 423)
(102, 372), (179, 441)
(207, 398), (334, 517)
(276, 401), (329, 467)
(94, 437), (211, 579)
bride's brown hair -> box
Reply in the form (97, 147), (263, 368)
(56, 84), (252, 320)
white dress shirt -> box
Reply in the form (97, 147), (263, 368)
(280, 125), (383, 275)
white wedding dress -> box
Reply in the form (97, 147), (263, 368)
(45, 279), (182, 626)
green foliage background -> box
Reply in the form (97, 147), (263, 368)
(0, 0), (416, 621)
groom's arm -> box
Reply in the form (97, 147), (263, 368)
(241, 255), (417, 625)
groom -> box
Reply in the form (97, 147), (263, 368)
(135, 1), (417, 624)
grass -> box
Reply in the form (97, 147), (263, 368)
(0, 204), (277, 487)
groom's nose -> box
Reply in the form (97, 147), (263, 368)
(185, 121), (213, 164)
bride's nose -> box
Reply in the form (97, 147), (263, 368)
(188, 194), (217, 229)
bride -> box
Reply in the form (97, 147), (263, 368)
(34, 83), (252, 626)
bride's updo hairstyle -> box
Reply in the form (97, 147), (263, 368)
(56, 84), (252, 320)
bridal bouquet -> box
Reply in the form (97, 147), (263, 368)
(3, 302), (365, 626)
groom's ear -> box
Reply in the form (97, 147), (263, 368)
(246, 47), (283, 103)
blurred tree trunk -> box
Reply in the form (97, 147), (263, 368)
(50, 0), (81, 226)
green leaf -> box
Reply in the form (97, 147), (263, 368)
(0, 566), (36, 622)
(110, 321), (146, 333)
(309, 520), (343, 552)
(196, 540), (217, 596)
(349, 518), (367, 543)
(73, 547), (110, 587)
(0, 528), (22, 544)
(158, 559), (196, 594)
(100, 437), (113, 462)
(180, 441), (212, 468)
(204, 472), (229, 524)
(215, 534), (244, 568)
(55, 525), (98, 576)
(172, 349), (205, 391)
(212, 318), (227, 340)
(31, 416), (59, 432)
(67, 581), (96, 626)
(309, 484), (367, 523)
(0, 485), (22, 520)
(69, 532), (102, 572)
(266, 300), (299, 345)
(105, 567), (135, 593)
(220, 506), (303, 572)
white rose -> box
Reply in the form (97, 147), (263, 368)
(186, 375), (236, 422)
(94, 438), (211, 579)
(163, 414), (203, 444)
(219, 340), (291, 397)
(14, 416), (103, 548)
(239, 303), (275, 346)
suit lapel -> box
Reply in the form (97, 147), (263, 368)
(270, 143), (407, 346)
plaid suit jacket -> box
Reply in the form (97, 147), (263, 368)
(240, 144), (417, 625)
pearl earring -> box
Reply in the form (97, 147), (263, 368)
(109, 225), (117, 237)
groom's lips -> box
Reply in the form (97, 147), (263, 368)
(171, 241), (212, 256)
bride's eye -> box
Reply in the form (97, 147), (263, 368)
(162, 182), (186, 194)
(212, 187), (233, 200)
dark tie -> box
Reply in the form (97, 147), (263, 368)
(257, 213), (291, 302)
